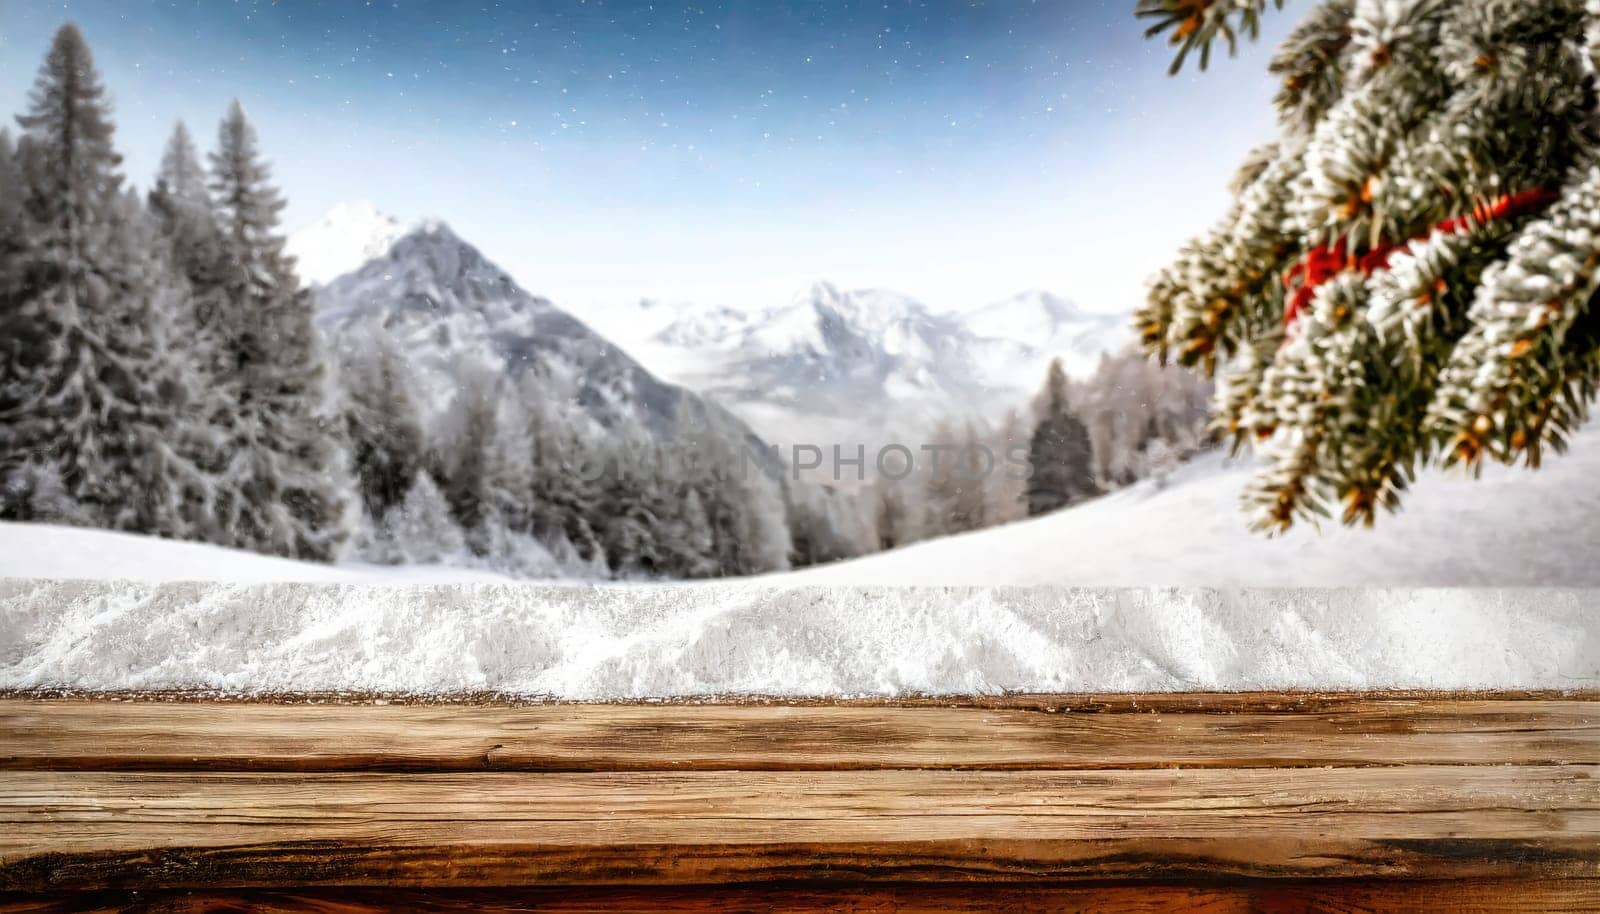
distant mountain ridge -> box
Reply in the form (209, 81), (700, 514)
(605, 281), (1129, 446)
(291, 203), (1130, 448)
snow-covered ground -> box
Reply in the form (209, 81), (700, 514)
(0, 523), (514, 585)
(796, 425), (1600, 587)
(3, 428), (1597, 696)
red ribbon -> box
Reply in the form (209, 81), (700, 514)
(1280, 188), (1559, 330)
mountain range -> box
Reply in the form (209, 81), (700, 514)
(291, 203), (1130, 448)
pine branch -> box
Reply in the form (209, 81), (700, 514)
(1137, 0), (1286, 75)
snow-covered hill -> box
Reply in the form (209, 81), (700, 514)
(8, 423), (1599, 588)
(285, 201), (404, 286)
(0, 523), (514, 585)
(797, 423), (1600, 587)
(5, 429), (1595, 694)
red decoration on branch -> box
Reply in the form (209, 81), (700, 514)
(1280, 188), (1560, 331)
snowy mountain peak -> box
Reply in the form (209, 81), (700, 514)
(381, 220), (500, 279)
(286, 201), (405, 286)
(965, 289), (1093, 341)
(312, 220), (739, 440)
(799, 279), (845, 308)
(316, 220), (540, 339)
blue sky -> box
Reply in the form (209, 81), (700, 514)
(0, 0), (1294, 315)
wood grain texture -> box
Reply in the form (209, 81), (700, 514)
(4, 880), (1599, 913)
(1, 766), (1596, 889)
(2, 698), (1596, 771)
(2, 693), (1597, 908)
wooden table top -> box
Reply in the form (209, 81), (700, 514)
(1, 690), (1596, 912)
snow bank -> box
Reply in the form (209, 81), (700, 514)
(2, 580), (1593, 696)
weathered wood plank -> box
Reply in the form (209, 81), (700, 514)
(3, 698), (1595, 771)
(1, 767), (1596, 889)
(0, 885), (1250, 913)
(5, 880), (1598, 913)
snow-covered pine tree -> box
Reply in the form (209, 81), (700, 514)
(487, 393), (537, 538)
(0, 129), (23, 395)
(338, 320), (425, 524)
(434, 363), (503, 554)
(684, 412), (793, 576)
(873, 482), (911, 550)
(985, 408), (1030, 526)
(786, 478), (868, 567)
(1025, 358), (1097, 517)
(147, 121), (235, 540)
(0, 25), (188, 532)
(207, 100), (349, 559)
(628, 437), (724, 578)
(1073, 350), (1213, 488)
(919, 420), (962, 536)
(107, 187), (213, 536)
(597, 424), (666, 577)
(1135, 0), (1600, 531)
(0, 130), (21, 269)
(150, 122), (227, 356)
(670, 486), (719, 578)
(521, 389), (603, 563)
(380, 471), (467, 565)
(950, 421), (991, 532)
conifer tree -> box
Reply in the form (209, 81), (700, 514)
(1025, 358), (1096, 516)
(985, 408), (1030, 526)
(381, 472), (467, 564)
(0, 130), (21, 268)
(686, 412), (793, 576)
(0, 25), (185, 531)
(150, 122), (227, 346)
(1136, 0), (1600, 531)
(339, 321), (425, 523)
(435, 364), (502, 553)
(0, 129), (25, 378)
(920, 420), (962, 536)
(207, 100), (349, 558)
(148, 121), (234, 539)
(950, 422), (991, 532)
(874, 482), (910, 550)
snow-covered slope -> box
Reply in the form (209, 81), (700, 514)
(0, 523), (514, 585)
(798, 423), (1600, 587)
(285, 201), (404, 287)
(7, 424), (1600, 589)
(4, 434), (1596, 695)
